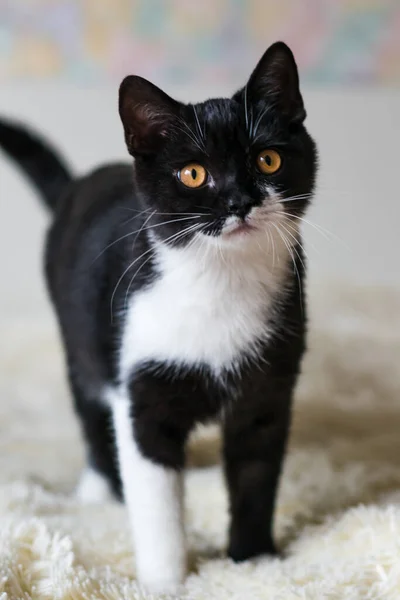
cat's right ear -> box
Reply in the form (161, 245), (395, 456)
(119, 76), (179, 156)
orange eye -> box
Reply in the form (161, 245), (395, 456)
(178, 163), (207, 188)
(257, 149), (282, 175)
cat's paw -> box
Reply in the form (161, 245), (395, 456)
(75, 467), (114, 504)
(136, 554), (187, 596)
(228, 533), (278, 563)
(138, 570), (185, 596)
(140, 578), (183, 596)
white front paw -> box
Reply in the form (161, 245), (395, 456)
(137, 561), (186, 596)
(139, 574), (184, 596)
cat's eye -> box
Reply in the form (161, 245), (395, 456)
(177, 163), (207, 188)
(257, 149), (282, 175)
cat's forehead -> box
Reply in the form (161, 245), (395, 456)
(193, 98), (239, 131)
(169, 98), (245, 161)
(175, 97), (280, 158)
(176, 98), (244, 156)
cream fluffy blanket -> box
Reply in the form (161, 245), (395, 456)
(1, 284), (400, 599)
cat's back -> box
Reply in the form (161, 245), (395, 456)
(46, 162), (136, 281)
(45, 161), (146, 383)
(50, 162), (134, 243)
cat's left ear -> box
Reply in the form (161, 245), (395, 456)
(119, 75), (179, 156)
(242, 41), (306, 123)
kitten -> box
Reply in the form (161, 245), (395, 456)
(0, 42), (317, 594)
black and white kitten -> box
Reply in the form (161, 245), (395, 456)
(0, 42), (317, 594)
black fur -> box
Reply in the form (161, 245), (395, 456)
(0, 119), (72, 210)
(0, 42), (317, 564)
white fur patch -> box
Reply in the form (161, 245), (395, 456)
(120, 226), (290, 380)
(75, 467), (114, 504)
(110, 389), (186, 594)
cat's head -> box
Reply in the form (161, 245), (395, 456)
(119, 42), (317, 248)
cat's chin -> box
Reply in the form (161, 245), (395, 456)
(221, 216), (258, 239)
(223, 223), (256, 238)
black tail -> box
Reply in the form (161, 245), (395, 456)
(0, 118), (73, 212)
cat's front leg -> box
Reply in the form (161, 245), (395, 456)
(110, 384), (188, 594)
(223, 374), (294, 562)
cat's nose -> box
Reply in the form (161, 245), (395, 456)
(227, 195), (253, 219)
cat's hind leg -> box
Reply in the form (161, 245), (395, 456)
(71, 378), (122, 503)
(75, 464), (115, 503)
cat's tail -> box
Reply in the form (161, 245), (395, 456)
(0, 118), (73, 212)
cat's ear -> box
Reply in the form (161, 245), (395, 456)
(119, 76), (179, 156)
(244, 42), (305, 123)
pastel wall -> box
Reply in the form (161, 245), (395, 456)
(0, 0), (399, 86)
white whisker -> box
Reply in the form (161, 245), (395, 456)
(279, 220), (309, 262)
(216, 236), (228, 269)
(248, 106), (254, 139)
(252, 105), (272, 141)
(172, 121), (204, 153)
(93, 215), (201, 264)
(244, 84), (249, 132)
(264, 222), (276, 267)
(121, 206), (153, 227)
(110, 246), (156, 321)
(124, 254), (155, 309)
(164, 222), (204, 248)
(193, 105), (206, 145)
(175, 116), (208, 156)
(272, 223), (304, 315)
(283, 218), (318, 256)
(131, 209), (157, 253)
(284, 212), (347, 248)
(122, 207), (206, 217)
(277, 194), (313, 204)
(279, 222), (308, 271)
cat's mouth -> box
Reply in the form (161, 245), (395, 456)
(221, 216), (258, 238)
(222, 216), (257, 237)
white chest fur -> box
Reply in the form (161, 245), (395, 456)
(119, 231), (289, 380)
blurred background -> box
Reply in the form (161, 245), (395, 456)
(1, 0), (400, 319)
(1, 0), (399, 86)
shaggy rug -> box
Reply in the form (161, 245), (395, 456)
(1, 283), (400, 599)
